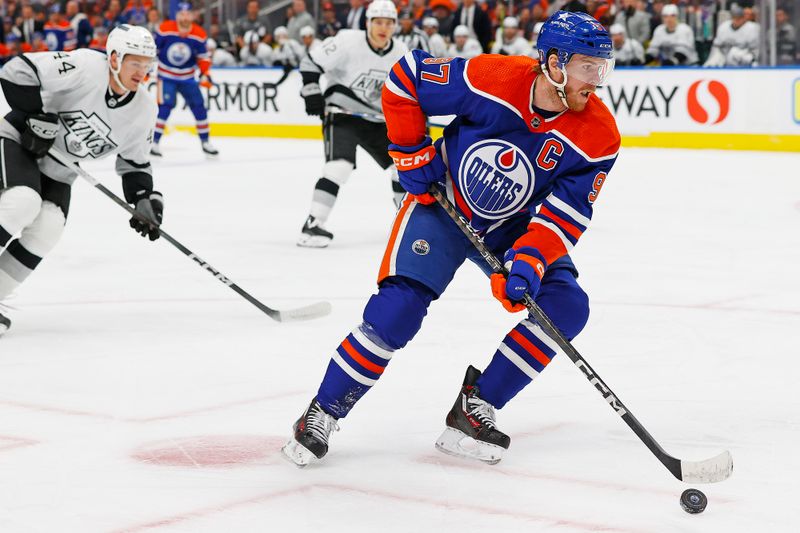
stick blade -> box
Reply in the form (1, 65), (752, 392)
(680, 450), (733, 483)
(275, 301), (332, 322)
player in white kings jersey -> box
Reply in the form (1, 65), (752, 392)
(0, 25), (162, 336)
(296, 0), (408, 248)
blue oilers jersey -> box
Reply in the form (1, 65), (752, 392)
(155, 20), (210, 81)
(382, 50), (620, 268)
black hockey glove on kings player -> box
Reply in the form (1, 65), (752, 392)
(122, 172), (163, 241)
(21, 112), (59, 158)
(300, 82), (325, 117)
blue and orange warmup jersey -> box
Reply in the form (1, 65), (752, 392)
(382, 51), (621, 268)
(154, 20), (210, 81)
(44, 20), (77, 52)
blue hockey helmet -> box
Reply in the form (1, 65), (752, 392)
(536, 11), (614, 106)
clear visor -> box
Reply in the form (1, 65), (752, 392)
(565, 55), (615, 87)
(124, 56), (156, 75)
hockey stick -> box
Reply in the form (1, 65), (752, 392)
(429, 185), (733, 483)
(48, 149), (331, 322)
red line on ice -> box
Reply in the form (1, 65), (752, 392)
(0, 434), (38, 453)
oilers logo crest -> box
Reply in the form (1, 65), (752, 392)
(166, 42), (192, 66)
(457, 139), (535, 220)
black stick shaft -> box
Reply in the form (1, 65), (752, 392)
(429, 185), (683, 480)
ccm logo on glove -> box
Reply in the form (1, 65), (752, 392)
(390, 145), (435, 170)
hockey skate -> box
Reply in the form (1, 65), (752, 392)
(149, 143), (162, 157)
(0, 312), (10, 337)
(201, 141), (219, 158)
(282, 398), (339, 467)
(435, 365), (511, 465)
(297, 215), (333, 248)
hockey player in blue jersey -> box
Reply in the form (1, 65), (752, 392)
(283, 11), (620, 467)
(152, 2), (218, 158)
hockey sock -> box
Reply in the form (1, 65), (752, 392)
(309, 177), (339, 225)
(316, 323), (395, 418)
(189, 103), (210, 142)
(475, 317), (558, 409)
(154, 118), (166, 144)
(195, 119), (209, 142)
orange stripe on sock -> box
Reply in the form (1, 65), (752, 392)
(341, 339), (385, 375)
(508, 330), (551, 367)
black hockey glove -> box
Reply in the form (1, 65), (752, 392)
(20, 112), (59, 158)
(301, 82), (325, 117)
(130, 191), (164, 241)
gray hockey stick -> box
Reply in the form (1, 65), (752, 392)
(48, 148), (331, 322)
(429, 184), (732, 483)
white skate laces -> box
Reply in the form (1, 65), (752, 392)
(467, 396), (498, 429)
(307, 406), (339, 444)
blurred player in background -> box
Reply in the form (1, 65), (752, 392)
(0, 26), (163, 336)
(152, 2), (218, 158)
(282, 12), (620, 467)
(296, 0), (408, 248)
(491, 16), (535, 57)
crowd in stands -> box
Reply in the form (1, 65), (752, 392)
(0, 0), (796, 67)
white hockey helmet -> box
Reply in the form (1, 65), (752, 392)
(107, 24), (156, 93)
(366, 0), (398, 22)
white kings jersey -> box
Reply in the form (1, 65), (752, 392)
(0, 49), (157, 185)
(300, 29), (408, 121)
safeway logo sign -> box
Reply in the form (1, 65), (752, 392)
(687, 80), (730, 125)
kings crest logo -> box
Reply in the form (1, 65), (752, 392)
(350, 69), (388, 103)
(59, 111), (117, 159)
(457, 139), (535, 220)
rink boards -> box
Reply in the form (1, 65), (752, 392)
(0, 63), (798, 151)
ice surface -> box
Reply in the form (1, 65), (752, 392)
(1, 133), (798, 532)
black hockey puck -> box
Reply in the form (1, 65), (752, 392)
(680, 488), (707, 514)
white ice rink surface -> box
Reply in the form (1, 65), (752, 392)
(1, 134), (799, 532)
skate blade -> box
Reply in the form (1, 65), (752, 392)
(435, 427), (505, 465)
(296, 234), (331, 248)
(281, 438), (316, 468)
(204, 152), (219, 160)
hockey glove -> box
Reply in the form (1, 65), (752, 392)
(491, 247), (546, 313)
(301, 83), (324, 117)
(199, 74), (213, 88)
(388, 136), (447, 205)
(130, 191), (164, 241)
(21, 112), (59, 158)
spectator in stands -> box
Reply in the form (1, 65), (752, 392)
(235, 0), (271, 49)
(210, 23), (235, 54)
(89, 26), (108, 52)
(287, 0), (314, 41)
(343, 0), (367, 31)
(29, 30), (48, 52)
(448, 24), (482, 58)
(614, 0), (650, 45)
(531, 21), (544, 47)
(430, 0), (456, 38)
(491, 16), (535, 57)
(318, 2), (341, 39)
(646, 4), (698, 65)
(422, 16), (448, 57)
(774, 8), (796, 65)
(453, 0), (492, 52)
(16, 4), (44, 45)
(704, 3), (759, 66)
(299, 25), (321, 52)
(396, 8), (429, 52)
(44, 4), (76, 51)
(104, 0), (125, 30)
(411, 0), (431, 24)
(240, 29), (273, 66)
(1, 33), (21, 64)
(649, 0), (665, 35)
(146, 8), (162, 35)
(610, 23), (644, 66)
(66, 1), (92, 48)
(272, 25), (304, 68)
(208, 37), (237, 66)
(123, 0), (148, 27)
(2, 1), (20, 23)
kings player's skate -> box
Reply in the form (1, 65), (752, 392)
(282, 398), (339, 467)
(435, 365), (511, 465)
(0, 311), (10, 337)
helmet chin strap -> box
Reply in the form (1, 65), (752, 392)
(109, 52), (130, 99)
(541, 64), (569, 109)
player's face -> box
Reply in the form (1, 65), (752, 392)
(563, 54), (614, 111)
(368, 18), (395, 48)
(118, 54), (155, 91)
(176, 9), (193, 28)
(502, 27), (516, 41)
